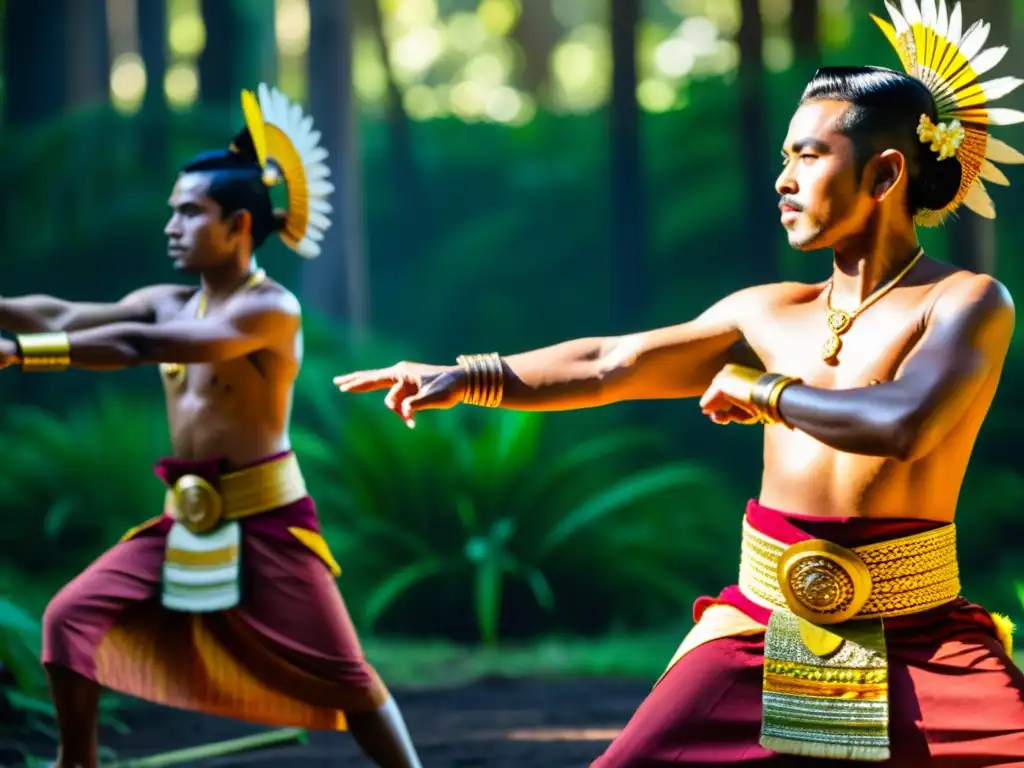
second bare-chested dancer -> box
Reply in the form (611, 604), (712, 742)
(0, 85), (422, 768)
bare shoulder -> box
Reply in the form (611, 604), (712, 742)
(122, 283), (194, 305)
(914, 270), (1016, 366)
(248, 277), (302, 316)
(227, 277), (302, 333)
(928, 269), (1015, 326)
(121, 283), (195, 320)
(717, 280), (823, 320)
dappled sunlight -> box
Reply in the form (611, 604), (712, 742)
(110, 52), (146, 114)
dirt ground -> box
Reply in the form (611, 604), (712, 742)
(8, 676), (649, 767)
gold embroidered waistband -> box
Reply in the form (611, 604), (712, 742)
(739, 517), (960, 624)
(164, 453), (308, 534)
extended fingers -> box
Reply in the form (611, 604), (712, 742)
(334, 369), (397, 393)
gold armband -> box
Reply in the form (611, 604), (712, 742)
(17, 332), (71, 372)
(751, 372), (801, 426)
(455, 352), (504, 408)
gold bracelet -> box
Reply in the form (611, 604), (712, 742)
(751, 372), (801, 426)
(456, 352), (504, 407)
(17, 332), (71, 372)
(488, 353), (505, 407)
(478, 353), (503, 407)
(766, 375), (800, 426)
(750, 373), (784, 419)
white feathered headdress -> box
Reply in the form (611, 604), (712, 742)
(871, 0), (1024, 226)
(238, 84), (334, 258)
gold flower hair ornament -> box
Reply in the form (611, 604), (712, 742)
(917, 114), (964, 161)
(872, 0), (1024, 226)
(239, 84), (333, 258)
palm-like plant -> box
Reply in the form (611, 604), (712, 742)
(292, 338), (741, 645)
(0, 595), (127, 764)
(0, 393), (170, 581)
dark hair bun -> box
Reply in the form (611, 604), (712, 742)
(910, 146), (963, 212)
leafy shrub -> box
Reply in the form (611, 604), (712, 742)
(0, 596), (127, 765)
(293, 347), (742, 644)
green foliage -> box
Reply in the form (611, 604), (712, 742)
(361, 631), (684, 687)
(0, 394), (168, 578)
(0, 594), (127, 764)
(292, 341), (742, 645)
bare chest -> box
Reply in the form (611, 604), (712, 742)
(156, 296), (270, 402)
(744, 296), (928, 389)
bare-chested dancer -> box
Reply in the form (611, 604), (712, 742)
(335, 3), (1024, 765)
(0, 85), (422, 768)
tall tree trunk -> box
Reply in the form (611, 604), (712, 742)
(510, 1), (560, 95)
(609, 0), (646, 330)
(946, 0), (1012, 275)
(306, 0), (368, 339)
(361, 0), (427, 247)
(65, 0), (109, 109)
(199, 0), (241, 106)
(789, 0), (820, 71)
(139, 0), (169, 174)
(737, 0), (776, 284)
(4, 0), (69, 126)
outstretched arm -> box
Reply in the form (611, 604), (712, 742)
(335, 284), (772, 420)
(706, 275), (1015, 460)
(1, 291), (300, 371)
(0, 284), (187, 333)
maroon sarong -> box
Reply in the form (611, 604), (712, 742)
(41, 451), (388, 730)
(592, 500), (1024, 766)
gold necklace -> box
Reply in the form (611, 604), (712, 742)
(161, 269), (267, 389)
(821, 248), (924, 365)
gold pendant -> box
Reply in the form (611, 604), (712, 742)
(827, 309), (851, 334)
(821, 333), (841, 365)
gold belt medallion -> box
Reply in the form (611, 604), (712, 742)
(172, 474), (223, 534)
(777, 539), (873, 625)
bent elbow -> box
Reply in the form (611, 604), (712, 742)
(111, 333), (148, 367)
(888, 407), (931, 462)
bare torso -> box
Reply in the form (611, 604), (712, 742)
(151, 282), (301, 468)
(740, 260), (1003, 522)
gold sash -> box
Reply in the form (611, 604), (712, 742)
(739, 519), (960, 762)
(164, 452), (308, 535)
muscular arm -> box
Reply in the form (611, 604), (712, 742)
(776, 276), (1015, 460)
(0, 285), (183, 333)
(5, 291), (300, 370)
(496, 287), (763, 410)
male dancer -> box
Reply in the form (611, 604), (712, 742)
(0, 86), (422, 768)
(335, 2), (1024, 764)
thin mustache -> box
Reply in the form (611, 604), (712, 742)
(778, 197), (803, 211)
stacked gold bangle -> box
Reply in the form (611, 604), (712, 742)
(17, 332), (71, 372)
(750, 372), (800, 426)
(455, 352), (504, 408)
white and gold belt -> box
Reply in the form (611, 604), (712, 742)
(161, 453), (309, 614)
